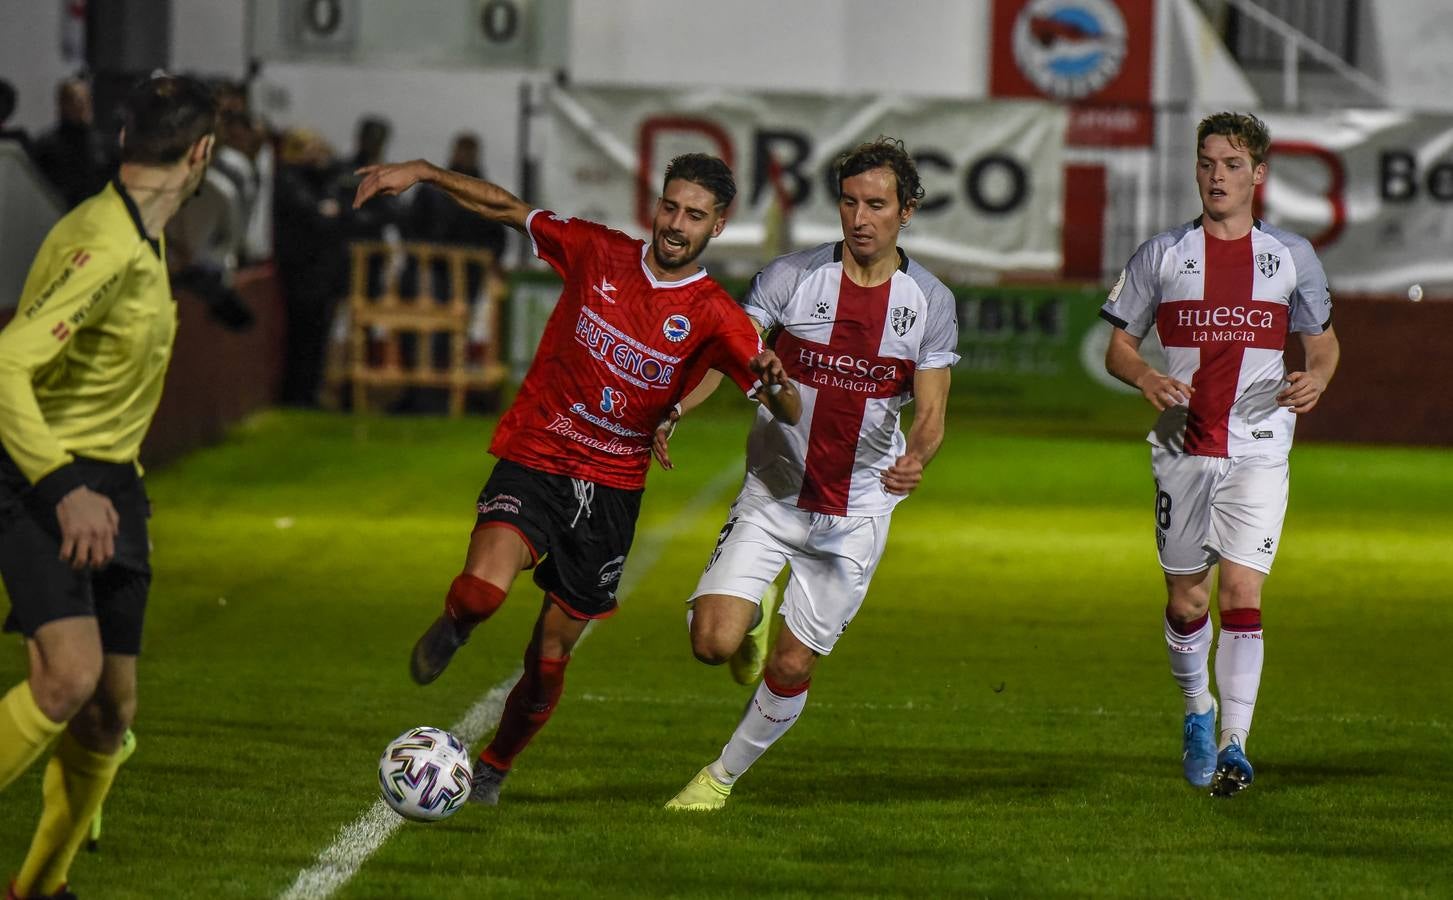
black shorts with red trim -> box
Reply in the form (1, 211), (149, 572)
(0, 449), (152, 655)
(474, 458), (642, 619)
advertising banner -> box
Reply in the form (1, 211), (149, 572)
(540, 87), (1067, 273)
(1259, 110), (1453, 292)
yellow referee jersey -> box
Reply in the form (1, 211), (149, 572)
(0, 179), (176, 506)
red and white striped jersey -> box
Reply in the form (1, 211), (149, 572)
(741, 242), (960, 516)
(1100, 218), (1332, 459)
(490, 210), (764, 490)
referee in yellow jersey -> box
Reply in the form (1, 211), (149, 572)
(0, 75), (215, 900)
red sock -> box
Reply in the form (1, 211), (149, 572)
(763, 671), (810, 698)
(445, 574), (507, 624)
(1220, 607), (1262, 632)
(480, 644), (569, 771)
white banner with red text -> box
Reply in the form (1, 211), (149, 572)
(539, 87), (1068, 274)
(1259, 110), (1453, 293)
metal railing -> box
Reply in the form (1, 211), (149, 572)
(1212, 0), (1386, 106)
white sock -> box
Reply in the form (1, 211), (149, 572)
(1216, 608), (1263, 750)
(1165, 610), (1214, 716)
(716, 676), (809, 783)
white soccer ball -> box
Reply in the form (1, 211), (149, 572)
(1408, 283), (1424, 302)
(377, 726), (473, 822)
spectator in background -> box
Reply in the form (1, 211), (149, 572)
(274, 128), (348, 406)
(32, 78), (112, 209)
(338, 114), (405, 251)
(0, 79), (32, 155)
(409, 133), (507, 263)
(208, 80), (274, 261)
(406, 132), (509, 379)
(350, 115), (391, 170)
(166, 106), (266, 330)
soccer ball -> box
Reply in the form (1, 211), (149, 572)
(377, 726), (473, 822)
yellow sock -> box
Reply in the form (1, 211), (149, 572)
(0, 681), (66, 793)
(14, 731), (124, 897)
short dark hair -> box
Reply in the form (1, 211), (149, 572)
(120, 74), (217, 165)
(662, 153), (736, 211)
(833, 137), (925, 211)
(1196, 111), (1271, 167)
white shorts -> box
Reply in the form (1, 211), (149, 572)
(689, 482), (891, 655)
(1151, 447), (1288, 575)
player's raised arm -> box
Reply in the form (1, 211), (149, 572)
(354, 159), (531, 232)
(1105, 326), (1194, 412)
(882, 366), (950, 496)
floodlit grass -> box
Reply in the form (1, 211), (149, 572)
(3, 405), (1450, 898)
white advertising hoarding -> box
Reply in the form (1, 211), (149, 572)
(1261, 110), (1453, 292)
(540, 87), (1068, 274)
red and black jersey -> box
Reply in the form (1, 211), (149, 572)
(490, 211), (763, 490)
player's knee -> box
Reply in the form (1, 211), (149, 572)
(29, 657), (104, 723)
(1165, 581), (1211, 619)
(1217, 583), (1262, 612)
(764, 654), (813, 688)
(1165, 599), (1209, 632)
(689, 630), (732, 666)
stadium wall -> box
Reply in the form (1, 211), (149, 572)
(141, 266), (287, 467)
(1284, 296), (1453, 446)
(950, 287), (1453, 447)
(952, 288), (1453, 447)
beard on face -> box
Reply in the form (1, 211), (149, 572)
(654, 228), (701, 269)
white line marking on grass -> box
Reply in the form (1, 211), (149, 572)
(279, 464), (741, 900)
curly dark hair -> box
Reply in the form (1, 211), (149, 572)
(662, 153), (737, 211)
(1196, 111), (1271, 167)
(833, 137), (925, 211)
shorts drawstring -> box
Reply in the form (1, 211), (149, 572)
(570, 479), (595, 529)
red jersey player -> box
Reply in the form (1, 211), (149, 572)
(352, 153), (800, 805)
(1099, 112), (1339, 796)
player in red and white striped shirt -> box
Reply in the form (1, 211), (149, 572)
(661, 139), (958, 811)
(1100, 112), (1340, 796)
(353, 153), (800, 805)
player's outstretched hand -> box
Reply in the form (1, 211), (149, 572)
(1277, 370), (1329, 413)
(1135, 371), (1195, 411)
(749, 350), (787, 386)
(881, 453), (924, 496)
(353, 160), (429, 209)
(56, 486), (119, 570)
(653, 406), (681, 471)
(751, 350), (802, 425)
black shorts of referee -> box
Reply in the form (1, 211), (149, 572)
(0, 448), (152, 655)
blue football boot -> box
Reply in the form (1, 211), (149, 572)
(1210, 736), (1254, 797)
(1181, 702), (1217, 788)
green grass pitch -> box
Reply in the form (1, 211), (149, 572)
(3, 404), (1451, 898)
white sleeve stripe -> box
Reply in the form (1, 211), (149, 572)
(524, 209), (545, 260)
(741, 304), (772, 325)
(920, 352), (960, 369)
